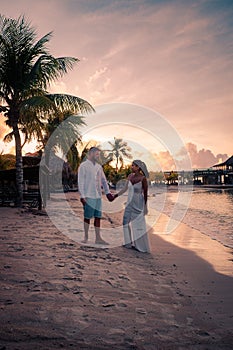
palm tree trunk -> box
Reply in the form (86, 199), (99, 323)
(13, 124), (23, 207)
(116, 156), (119, 172)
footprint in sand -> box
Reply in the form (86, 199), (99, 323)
(135, 307), (148, 324)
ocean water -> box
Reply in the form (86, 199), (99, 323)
(149, 186), (233, 249)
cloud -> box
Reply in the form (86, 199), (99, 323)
(0, 0), (232, 157)
(186, 142), (228, 169)
(153, 150), (176, 171)
(61, 1), (233, 156)
(150, 143), (229, 171)
(88, 67), (108, 84)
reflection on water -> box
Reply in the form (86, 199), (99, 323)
(149, 187), (233, 248)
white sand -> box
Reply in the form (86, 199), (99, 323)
(0, 193), (233, 349)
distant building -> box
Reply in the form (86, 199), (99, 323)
(193, 155), (233, 186)
(212, 155), (233, 172)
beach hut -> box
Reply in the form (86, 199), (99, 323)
(212, 155), (233, 171)
(193, 155), (233, 186)
(212, 155), (233, 185)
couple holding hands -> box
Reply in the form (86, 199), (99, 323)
(78, 147), (150, 253)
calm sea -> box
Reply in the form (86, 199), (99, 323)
(149, 186), (233, 249)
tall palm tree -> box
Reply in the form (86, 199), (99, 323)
(107, 137), (132, 171)
(0, 15), (94, 206)
(40, 110), (85, 181)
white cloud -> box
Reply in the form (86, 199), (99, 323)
(0, 0), (232, 157)
(88, 67), (108, 84)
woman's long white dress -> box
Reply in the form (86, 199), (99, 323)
(123, 181), (150, 253)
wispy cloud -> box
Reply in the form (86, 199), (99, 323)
(0, 0), (232, 163)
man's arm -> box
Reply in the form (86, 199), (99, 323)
(101, 168), (110, 194)
(100, 168), (116, 202)
(78, 164), (86, 202)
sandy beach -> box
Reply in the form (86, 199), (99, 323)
(0, 193), (233, 350)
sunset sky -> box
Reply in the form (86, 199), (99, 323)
(0, 0), (233, 169)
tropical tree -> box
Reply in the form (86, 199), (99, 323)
(165, 171), (178, 185)
(105, 164), (131, 187)
(40, 111), (85, 160)
(149, 171), (166, 184)
(41, 111), (85, 192)
(107, 137), (132, 171)
(0, 15), (94, 206)
(0, 153), (15, 170)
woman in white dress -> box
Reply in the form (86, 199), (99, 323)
(114, 160), (150, 253)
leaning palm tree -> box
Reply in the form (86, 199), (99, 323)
(0, 15), (94, 206)
(40, 112), (85, 199)
(40, 110), (85, 175)
(107, 137), (132, 171)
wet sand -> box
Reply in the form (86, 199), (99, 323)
(0, 193), (233, 350)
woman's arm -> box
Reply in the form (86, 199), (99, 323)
(142, 177), (148, 204)
(115, 179), (129, 197)
(142, 177), (148, 215)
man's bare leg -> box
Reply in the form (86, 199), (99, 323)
(94, 217), (109, 245)
(82, 218), (90, 243)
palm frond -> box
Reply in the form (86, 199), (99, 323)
(20, 95), (58, 116)
(3, 131), (14, 143)
(47, 94), (95, 115)
(29, 32), (53, 58)
(28, 55), (79, 90)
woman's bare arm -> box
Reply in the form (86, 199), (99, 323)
(116, 179), (129, 196)
(142, 177), (148, 204)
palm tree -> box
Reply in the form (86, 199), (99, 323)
(41, 111), (85, 193)
(40, 111), (85, 157)
(0, 15), (94, 206)
(107, 137), (132, 171)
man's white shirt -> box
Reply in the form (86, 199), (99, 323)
(78, 159), (110, 199)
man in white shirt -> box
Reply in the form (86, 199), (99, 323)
(78, 147), (114, 245)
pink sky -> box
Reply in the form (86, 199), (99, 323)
(0, 0), (232, 169)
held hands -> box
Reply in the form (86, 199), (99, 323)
(106, 193), (115, 202)
(106, 193), (119, 202)
(81, 194), (118, 204)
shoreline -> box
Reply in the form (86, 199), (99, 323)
(0, 203), (233, 349)
(152, 212), (233, 276)
(149, 186), (233, 250)
(156, 209), (233, 251)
